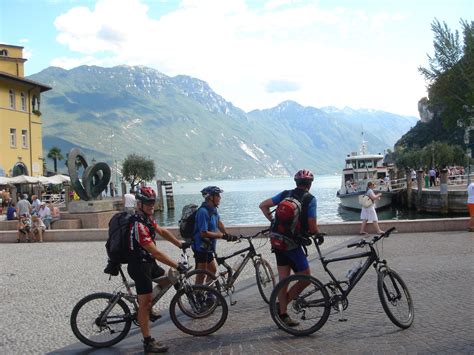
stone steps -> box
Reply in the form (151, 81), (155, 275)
(0, 218), (469, 243)
(0, 218), (83, 230)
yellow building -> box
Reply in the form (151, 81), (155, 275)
(0, 43), (51, 177)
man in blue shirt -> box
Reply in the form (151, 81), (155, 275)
(192, 186), (234, 284)
(259, 169), (319, 327)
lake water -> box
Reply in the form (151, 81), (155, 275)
(154, 175), (454, 227)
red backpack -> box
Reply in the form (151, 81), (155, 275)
(270, 191), (310, 251)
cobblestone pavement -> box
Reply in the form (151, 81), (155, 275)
(1, 231), (473, 354)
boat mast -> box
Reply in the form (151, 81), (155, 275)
(360, 131), (368, 155)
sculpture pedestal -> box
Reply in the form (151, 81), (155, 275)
(64, 200), (118, 229)
(68, 200), (114, 213)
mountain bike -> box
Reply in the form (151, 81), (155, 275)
(70, 249), (228, 348)
(186, 229), (276, 305)
(269, 227), (414, 336)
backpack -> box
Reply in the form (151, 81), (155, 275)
(270, 191), (310, 252)
(105, 212), (132, 266)
(179, 204), (199, 242)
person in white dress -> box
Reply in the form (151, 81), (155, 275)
(359, 181), (384, 235)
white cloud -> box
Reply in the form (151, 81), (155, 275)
(51, 0), (423, 116)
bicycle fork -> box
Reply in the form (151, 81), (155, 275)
(96, 294), (122, 329)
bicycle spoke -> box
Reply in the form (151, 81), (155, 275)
(170, 285), (228, 336)
(377, 270), (414, 329)
(269, 275), (330, 336)
(70, 293), (132, 348)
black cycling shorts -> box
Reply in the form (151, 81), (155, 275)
(127, 261), (165, 295)
(274, 248), (309, 273)
(193, 250), (214, 264)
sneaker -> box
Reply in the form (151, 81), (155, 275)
(143, 338), (168, 353)
(280, 313), (300, 327)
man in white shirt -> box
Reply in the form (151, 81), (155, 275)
(31, 195), (41, 215)
(38, 202), (52, 229)
(123, 189), (136, 215)
(467, 182), (474, 232)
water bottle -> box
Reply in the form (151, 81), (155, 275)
(346, 260), (363, 284)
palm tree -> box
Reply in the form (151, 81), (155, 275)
(47, 146), (64, 173)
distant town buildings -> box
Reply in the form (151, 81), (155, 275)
(0, 43), (51, 177)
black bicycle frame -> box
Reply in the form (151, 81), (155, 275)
(214, 238), (260, 287)
(314, 242), (379, 301)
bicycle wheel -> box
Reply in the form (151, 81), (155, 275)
(377, 269), (414, 329)
(269, 274), (330, 336)
(170, 284), (228, 336)
(70, 292), (132, 348)
(255, 258), (276, 304)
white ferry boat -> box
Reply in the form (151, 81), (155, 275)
(336, 140), (393, 210)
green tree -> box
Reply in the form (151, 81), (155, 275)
(121, 154), (155, 190)
(395, 141), (465, 171)
(418, 19), (474, 129)
(47, 146), (64, 173)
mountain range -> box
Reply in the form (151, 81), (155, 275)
(28, 65), (418, 181)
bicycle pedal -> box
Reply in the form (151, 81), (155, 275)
(230, 300), (237, 306)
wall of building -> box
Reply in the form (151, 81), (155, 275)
(0, 45), (45, 177)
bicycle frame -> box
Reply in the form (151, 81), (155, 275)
(214, 237), (261, 288)
(313, 236), (386, 304)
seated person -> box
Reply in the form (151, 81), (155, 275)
(48, 203), (61, 227)
(31, 215), (46, 243)
(17, 214), (32, 243)
(7, 202), (17, 221)
(38, 202), (52, 229)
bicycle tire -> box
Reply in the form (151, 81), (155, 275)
(255, 258), (276, 304)
(377, 269), (414, 329)
(170, 284), (228, 336)
(70, 292), (132, 348)
(181, 270), (220, 318)
(269, 274), (330, 336)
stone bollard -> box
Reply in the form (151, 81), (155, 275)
(416, 170), (424, 211)
(156, 180), (164, 211)
(440, 168), (449, 214)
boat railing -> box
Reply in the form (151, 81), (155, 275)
(388, 178), (407, 192)
(447, 174), (472, 185)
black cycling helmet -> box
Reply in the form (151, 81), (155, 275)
(135, 186), (156, 203)
(201, 186), (224, 199)
(294, 169), (314, 185)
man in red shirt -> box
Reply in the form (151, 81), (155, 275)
(127, 186), (188, 353)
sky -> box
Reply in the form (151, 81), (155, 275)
(0, 0), (472, 117)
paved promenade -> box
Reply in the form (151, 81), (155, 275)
(0, 231), (472, 354)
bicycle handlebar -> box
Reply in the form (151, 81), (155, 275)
(347, 227), (397, 249)
(239, 228), (270, 240)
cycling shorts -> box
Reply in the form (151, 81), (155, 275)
(127, 261), (165, 295)
(274, 248), (309, 273)
(193, 250), (215, 264)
